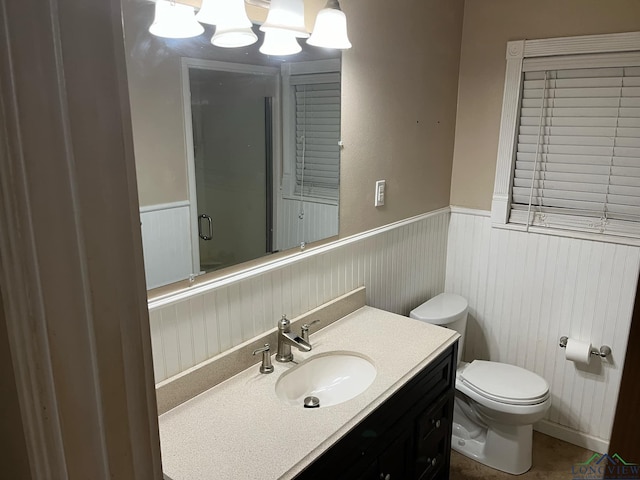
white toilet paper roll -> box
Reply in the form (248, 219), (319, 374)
(565, 338), (592, 365)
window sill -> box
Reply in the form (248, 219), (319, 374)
(282, 194), (339, 206)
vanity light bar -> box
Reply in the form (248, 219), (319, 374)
(149, 0), (352, 52)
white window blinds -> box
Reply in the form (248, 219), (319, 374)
(291, 73), (341, 201)
(510, 64), (640, 237)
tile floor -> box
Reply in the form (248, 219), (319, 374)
(449, 432), (601, 480)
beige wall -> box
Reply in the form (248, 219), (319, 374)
(127, 0), (465, 237)
(339, 0), (464, 236)
(450, 0), (640, 210)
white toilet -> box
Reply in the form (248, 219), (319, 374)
(410, 293), (550, 475)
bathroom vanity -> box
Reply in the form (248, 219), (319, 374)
(296, 345), (456, 480)
(158, 304), (458, 480)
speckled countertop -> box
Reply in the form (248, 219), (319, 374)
(159, 306), (458, 480)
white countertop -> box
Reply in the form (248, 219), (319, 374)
(158, 306), (458, 480)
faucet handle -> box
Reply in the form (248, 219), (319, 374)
(301, 319), (321, 342)
(278, 314), (290, 330)
(252, 343), (274, 374)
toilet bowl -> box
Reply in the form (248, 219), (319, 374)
(410, 293), (550, 475)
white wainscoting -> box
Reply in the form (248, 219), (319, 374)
(140, 202), (193, 290)
(445, 208), (640, 452)
(276, 198), (339, 251)
(149, 209), (449, 383)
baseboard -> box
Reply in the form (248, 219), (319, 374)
(535, 419), (609, 454)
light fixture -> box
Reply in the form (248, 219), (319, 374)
(260, 0), (309, 38)
(194, 0), (224, 25)
(196, 0), (257, 48)
(147, 0), (353, 53)
(259, 29), (302, 56)
(149, 0), (204, 39)
(196, 0), (251, 28)
(212, 26), (258, 48)
(307, 0), (351, 49)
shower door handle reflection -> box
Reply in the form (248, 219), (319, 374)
(198, 214), (213, 241)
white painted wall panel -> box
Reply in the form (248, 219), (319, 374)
(445, 209), (640, 448)
(150, 210), (450, 383)
(276, 198), (339, 251)
(140, 204), (192, 289)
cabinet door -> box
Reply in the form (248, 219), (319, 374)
(350, 430), (412, 480)
(353, 459), (380, 480)
(377, 430), (412, 480)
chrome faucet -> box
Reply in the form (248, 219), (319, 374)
(276, 314), (311, 362)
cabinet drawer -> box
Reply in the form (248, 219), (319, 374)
(417, 447), (445, 480)
(410, 354), (453, 409)
(416, 427), (448, 480)
(415, 391), (454, 480)
(417, 391), (452, 445)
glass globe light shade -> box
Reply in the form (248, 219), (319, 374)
(260, 0), (309, 39)
(307, 5), (351, 49)
(212, 26), (258, 48)
(149, 1), (204, 39)
(195, 0), (223, 25)
(259, 29), (302, 56)
(196, 0), (252, 29)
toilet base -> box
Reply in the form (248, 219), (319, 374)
(451, 420), (533, 475)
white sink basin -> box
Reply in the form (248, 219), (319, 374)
(275, 352), (377, 408)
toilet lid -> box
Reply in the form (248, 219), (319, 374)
(410, 293), (468, 325)
(459, 361), (549, 405)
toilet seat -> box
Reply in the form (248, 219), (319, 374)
(458, 360), (549, 406)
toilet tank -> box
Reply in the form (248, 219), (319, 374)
(409, 293), (468, 365)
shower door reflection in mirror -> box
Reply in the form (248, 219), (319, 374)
(186, 63), (277, 273)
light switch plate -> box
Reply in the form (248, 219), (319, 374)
(375, 180), (386, 207)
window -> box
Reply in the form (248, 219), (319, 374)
(291, 73), (341, 201)
(492, 32), (640, 242)
(281, 59), (341, 204)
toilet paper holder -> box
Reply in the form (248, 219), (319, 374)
(559, 336), (611, 358)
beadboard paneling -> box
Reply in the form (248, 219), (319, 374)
(150, 210), (449, 382)
(140, 204), (192, 290)
(445, 209), (640, 449)
(276, 198), (339, 251)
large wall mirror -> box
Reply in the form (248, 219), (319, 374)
(123, 0), (341, 290)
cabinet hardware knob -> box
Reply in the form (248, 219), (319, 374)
(431, 458), (438, 467)
(379, 474), (391, 480)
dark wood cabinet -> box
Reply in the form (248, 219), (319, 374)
(295, 342), (457, 480)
